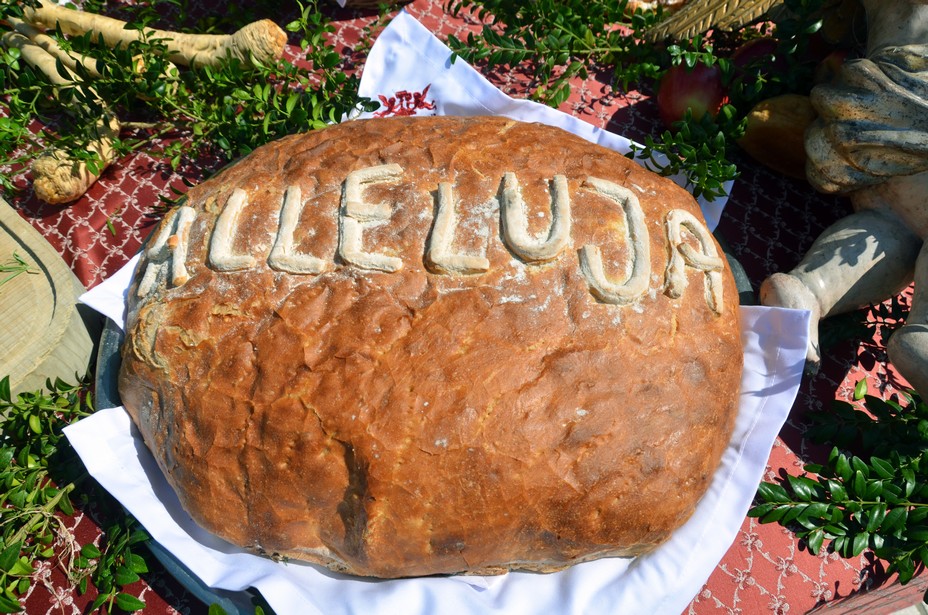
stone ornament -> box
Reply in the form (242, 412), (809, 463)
(761, 0), (928, 395)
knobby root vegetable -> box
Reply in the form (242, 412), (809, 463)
(645, 0), (783, 42)
(2, 2), (288, 202)
(5, 16), (178, 85)
(8, 16), (102, 78)
(0, 28), (74, 85)
(23, 1), (287, 68)
(0, 25), (119, 203)
(31, 114), (120, 204)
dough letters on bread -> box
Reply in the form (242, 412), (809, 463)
(119, 116), (743, 578)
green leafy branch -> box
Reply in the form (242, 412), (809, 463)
(0, 376), (150, 613)
(76, 524), (151, 613)
(629, 104), (744, 200)
(750, 380), (928, 584)
(445, 0), (665, 107)
(443, 1), (741, 199)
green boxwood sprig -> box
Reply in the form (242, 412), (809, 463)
(750, 380), (928, 584)
(0, 375), (153, 613)
(445, 0), (665, 108)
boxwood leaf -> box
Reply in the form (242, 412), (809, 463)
(128, 530), (149, 545)
(904, 526), (928, 542)
(826, 479), (847, 502)
(114, 593), (146, 612)
(0, 594), (21, 614)
(897, 557), (916, 584)
(834, 535), (848, 556)
(89, 594), (109, 612)
(747, 502), (777, 518)
(760, 505), (790, 524)
(909, 507), (928, 524)
(8, 557), (32, 577)
(864, 479), (884, 500)
(853, 471), (866, 496)
(852, 532), (869, 556)
(871, 457), (895, 480)
(0, 542), (21, 573)
(851, 457), (870, 477)
(807, 528), (825, 554)
(917, 545), (928, 567)
(114, 566), (140, 587)
(757, 482), (790, 503)
(836, 455), (852, 481)
(854, 379), (868, 400)
(57, 494), (73, 516)
(126, 553), (148, 574)
(788, 475), (815, 502)
(883, 507), (908, 533)
(866, 503), (887, 532)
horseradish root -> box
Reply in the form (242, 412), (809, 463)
(0, 27), (118, 203)
(31, 114), (120, 205)
(0, 28), (74, 86)
(7, 16), (101, 79)
(23, 1), (287, 68)
(2, 2), (288, 202)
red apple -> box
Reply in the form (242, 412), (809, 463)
(729, 37), (787, 94)
(656, 62), (727, 128)
(731, 37), (780, 71)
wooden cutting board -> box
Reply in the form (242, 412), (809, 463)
(0, 197), (100, 395)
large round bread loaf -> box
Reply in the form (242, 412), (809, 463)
(118, 115), (742, 578)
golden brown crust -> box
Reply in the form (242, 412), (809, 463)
(119, 116), (742, 578)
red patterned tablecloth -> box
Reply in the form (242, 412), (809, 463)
(9, 1), (927, 613)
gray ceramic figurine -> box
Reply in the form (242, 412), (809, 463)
(761, 0), (928, 394)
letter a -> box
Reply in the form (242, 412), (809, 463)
(663, 209), (725, 314)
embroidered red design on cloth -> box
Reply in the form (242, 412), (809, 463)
(374, 84), (436, 117)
